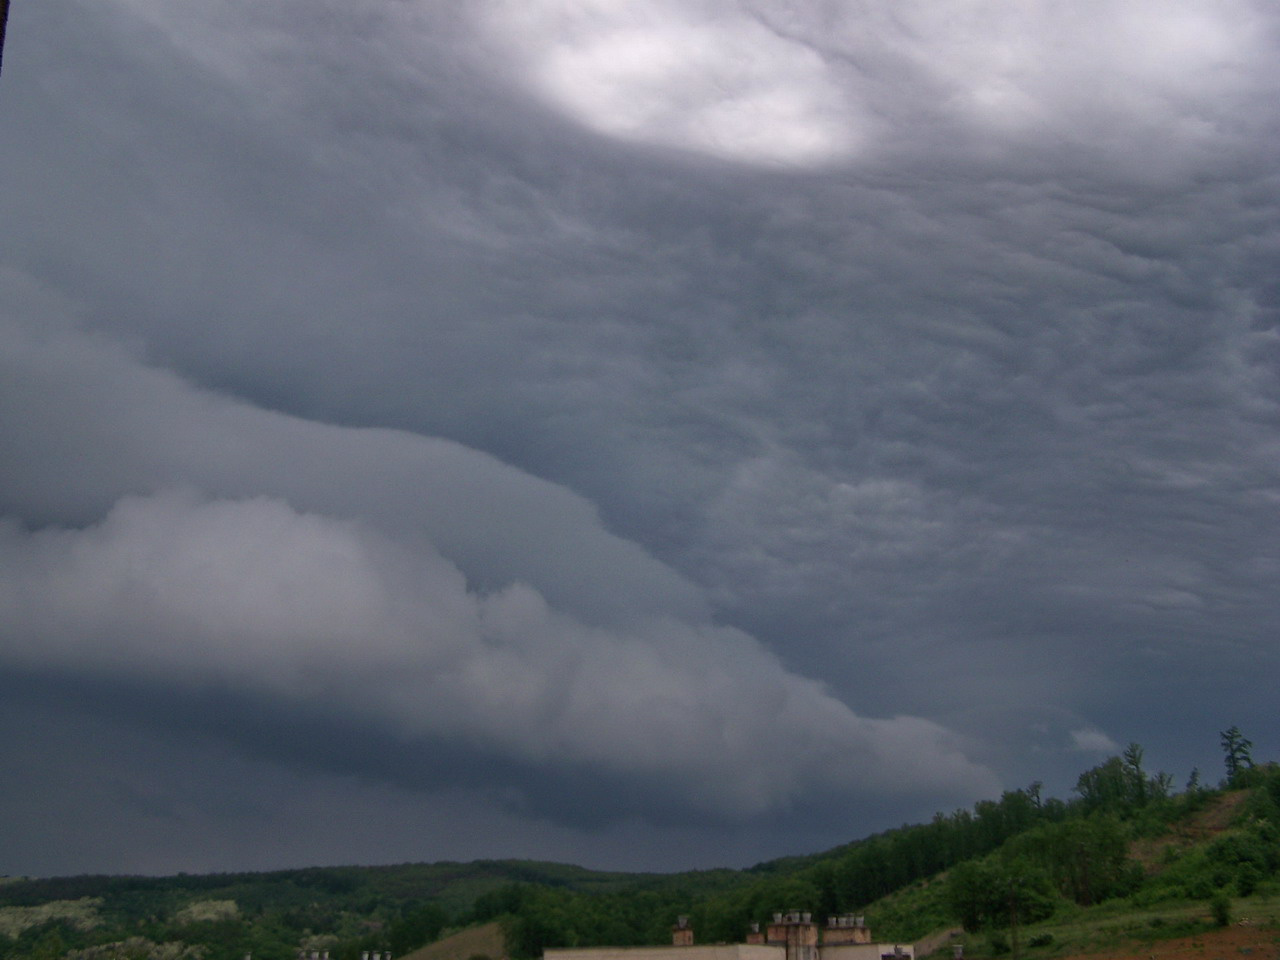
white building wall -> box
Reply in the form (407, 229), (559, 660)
(821, 944), (914, 960)
(547, 946), (784, 960)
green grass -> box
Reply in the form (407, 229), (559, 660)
(936, 894), (1280, 960)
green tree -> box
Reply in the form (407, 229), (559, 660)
(1075, 747), (1172, 818)
(387, 903), (449, 955)
(1122, 743), (1147, 807)
(1004, 816), (1136, 906)
(1209, 892), (1231, 927)
(503, 911), (568, 960)
(1220, 726), (1254, 786)
(29, 928), (67, 960)
(1075, 757), (1130, 813)
(947, 858), (1055, 933)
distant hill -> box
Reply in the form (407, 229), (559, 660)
(1, 746), (1276, 960)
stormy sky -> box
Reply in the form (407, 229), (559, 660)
(1, 0), (1278, 877)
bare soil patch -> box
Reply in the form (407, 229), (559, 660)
(1057, 922), (1278, 960)
(1130, 792), (1251, 873)
(401, 921), (507, 960)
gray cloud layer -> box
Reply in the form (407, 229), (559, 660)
(0, 0), (1277, 874)
(0, 310), (996, 835)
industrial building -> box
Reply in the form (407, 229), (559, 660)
(544, 912), (914, 960)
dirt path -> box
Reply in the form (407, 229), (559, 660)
(1057, 923), (1278, 960)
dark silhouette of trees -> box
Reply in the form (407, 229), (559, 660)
(0, 0), (10, 77)
(1220, 726), (1254, 786)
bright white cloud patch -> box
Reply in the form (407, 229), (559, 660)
(480, 1), (858, 165)
(1071, 728), (1120, 753)
(895, 0), (1266, 137)
(477, 0), (1269, 166)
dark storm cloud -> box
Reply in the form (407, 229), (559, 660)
(0, 312), (998, 860)
(0, 0), (1278, 874)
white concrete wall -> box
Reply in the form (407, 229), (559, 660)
(910, 928), (961, 960)
(821, 944), (914, 960)
(545, 940), (916, 960)
(547, 945), (784, 960)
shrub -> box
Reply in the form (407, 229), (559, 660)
(1185, 875), (1215, 900)
(1209, 893), (1230, 928)
(1237, 864), (1262, 897)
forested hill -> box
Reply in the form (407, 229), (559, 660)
(3, 733), (1277, 960)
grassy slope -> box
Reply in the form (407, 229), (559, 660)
(401, 922), (508, 960)
(942, 894), (1280, 960)
(895, 793), (1277, 960)
(1127, 792), (1251, 874)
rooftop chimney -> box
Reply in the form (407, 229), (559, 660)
(672, 917), (694, 947)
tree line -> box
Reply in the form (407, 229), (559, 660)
(1, 727), (1272, 960)
(486, 727), (1276, 955)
